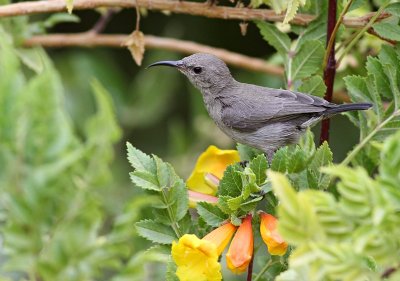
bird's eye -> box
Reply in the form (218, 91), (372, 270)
(193, 67), (202, 74)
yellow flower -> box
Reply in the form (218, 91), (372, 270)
(203, 222), (237, 255)
(171, 223), (237, 280)
(172, 234), (222, 281)
(187, 145), (240, 195)
(259, 212), (288, 256)
(188, 190), (218, 208)
(226, 215), (253, 274)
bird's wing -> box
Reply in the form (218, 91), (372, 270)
(220, 85), (335, 132)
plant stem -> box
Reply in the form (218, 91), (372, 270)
(89, 8), (116, 34)
(320, 0), (337, 145)
(161, 189), (182, 238)
(253, 259), (280, 281)
(247, 250), (255, 281)
(341, 109), (400, 166)
(337, 2), (389, 66)
(322, 0), (354, 70)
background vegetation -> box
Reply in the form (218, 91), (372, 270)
(1, 0), (400, 280)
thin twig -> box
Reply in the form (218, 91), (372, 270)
(88, 8), (117, 34)
(135, 0), (140, 32)
(320, 0), (337, 145)
(23, 33), (284, 75)
(0, 0), (390, 28)
(367, 27), (396, 45)
(337, 3), (389, 67)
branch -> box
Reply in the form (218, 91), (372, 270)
(0, 0), (389, 28)
(23, 33), (284, 75)
(320, 0), (337, 145)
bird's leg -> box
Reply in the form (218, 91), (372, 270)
(239, 160), (249, 168)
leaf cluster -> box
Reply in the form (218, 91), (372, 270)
(271, 130), (400, 281)
(344, 43), (400, 168)
(127, 143), (190, 244)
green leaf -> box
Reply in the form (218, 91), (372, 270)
(310, 142), (332, 169)
(255, 20), (291, 55)
(127, 142), (156, 173)
(219, 164), (243, 197)
(249, 154), (268, 185)
(169, 180), (188, 222)
(154, 155), (177, 189)
(286, 146), (309, 173)
(271, 147), (288, 172)
(166, 256), (179, 281)
(284, 0), (303, 24)
(379, 130), (400, 187)
(227, 196), (243, 211)
(291, 40), (324, 81)
(372, 22), (400, 42)
(298, 129), (316, 157)
(385, 2), (400, 17)
(130, 170), (160, 191)
(298, 75), (327, 97)
(268, 171), (324, 244)
(43, 13), (80, 28)
(217, 195), (233, 214)
(136, 220), (178, 244)
(196, 202), (228, 227)
(237, 143), (263, 161)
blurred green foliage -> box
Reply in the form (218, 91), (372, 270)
(1, 0), (400, 280)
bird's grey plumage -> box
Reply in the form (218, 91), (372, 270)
(148, 53), (372, 160)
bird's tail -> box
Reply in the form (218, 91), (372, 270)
(323, 102), (373, 116)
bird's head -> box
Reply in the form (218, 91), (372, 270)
(147, 53), (234, 92)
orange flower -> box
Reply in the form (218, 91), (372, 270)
(226, 215), (253, 274)
(187, 145), (240, 195)
(259, 212), (288, 256)
(188, 190), (218, 208)
(203, 222), (237, 255)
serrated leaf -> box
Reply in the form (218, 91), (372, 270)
(219, 164), (243, 197)
(197, 202), (228, 227)
(291, 40), (324, 81)
(309, 142), (333, 171)
(169, 180), (188, 221)
(255, 20), (291, 54)
(154, 155), (177, 189)
(286, 146), (309, 173)
(217, 195), (233, 214)
(127, 142), (156, 172)
(385, 2), (400, 17)
(136, 220), (178, 244)
(298, 129), (316, 157)
(249, 154), (268, 185)
(284, 0), (302, 24)
(271, 147), (288, 172)
(240, 196), (263, 211)
(130, 170), (160, 191)
(298, 75), (327, 97)
(227, 196), (243, 211)
(372, 22), (400, 42)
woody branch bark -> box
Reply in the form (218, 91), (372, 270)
(23, 33), (284, 75)
(0, 0), (389, 28)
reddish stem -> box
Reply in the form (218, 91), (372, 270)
(247, 252), (254, 281)
(320, 0), (337, 144)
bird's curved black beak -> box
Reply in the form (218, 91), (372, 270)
(146, 60), (183, 69)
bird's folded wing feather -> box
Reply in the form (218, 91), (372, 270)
(220, 86), (335, 132)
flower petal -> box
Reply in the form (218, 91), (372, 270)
(187, 145), (240, 195)
(226, 215), (253, 274)
(172, 234), (222, 281)
(259, 212), (288, 256)
(203, 222), (237, 255)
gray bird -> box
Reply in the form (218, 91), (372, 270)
(148, 53), (372, 161)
